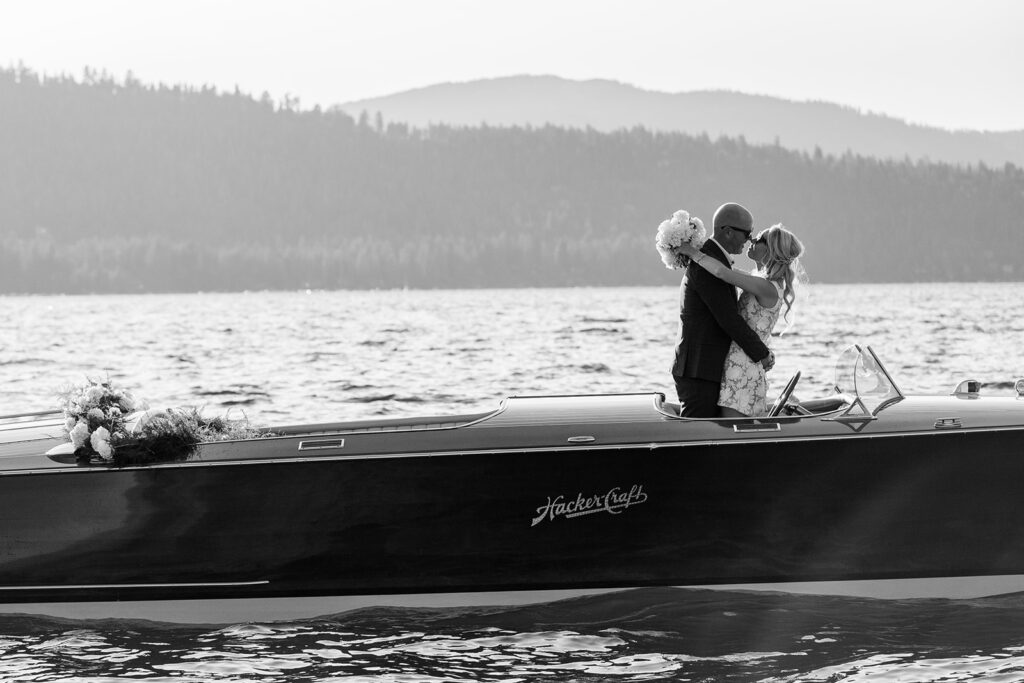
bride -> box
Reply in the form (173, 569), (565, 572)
(678, 224), (806, 417)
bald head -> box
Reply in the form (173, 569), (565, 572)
(713, 202), (753, 232)
(712, 202), (754, 254)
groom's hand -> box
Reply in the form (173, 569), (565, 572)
(761, 350), (775, 371)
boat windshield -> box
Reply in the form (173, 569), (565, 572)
(833, 344), (903, 413)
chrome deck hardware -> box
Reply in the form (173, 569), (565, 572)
(298, 438), (345, 451)
(733, 422), (781, 433)
(951, 379), (981, 397)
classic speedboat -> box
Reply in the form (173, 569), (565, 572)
(2, 344), (1024, 624)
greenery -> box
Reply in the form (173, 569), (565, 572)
(58, 376), (271, 466)
(1, 65), (1021, 291)
(113, 406), (270, 467)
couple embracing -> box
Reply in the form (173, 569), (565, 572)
(670, 202), (806, 418)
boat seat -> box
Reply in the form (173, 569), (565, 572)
(791, 395), (848, 415)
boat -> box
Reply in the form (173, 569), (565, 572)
(2, 344), (1024, 624)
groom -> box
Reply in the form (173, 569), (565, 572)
(671, 202), (773, 417)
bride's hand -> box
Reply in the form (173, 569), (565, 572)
(677, 243), (699, 259)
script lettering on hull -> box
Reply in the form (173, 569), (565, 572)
(531, 484), (647, 527)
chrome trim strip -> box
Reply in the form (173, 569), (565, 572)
(0, 580), (269, 591)
(0, 422), (66, 434)
(0, 410), (63, 421)
(6, 423), (1024, 475)
(507, 392), (658, 400)
(251, 404), (509, 441)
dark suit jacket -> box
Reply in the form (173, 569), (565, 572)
(671, 240), (770, 384)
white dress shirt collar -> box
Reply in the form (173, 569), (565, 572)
(707, 237), (734, 265)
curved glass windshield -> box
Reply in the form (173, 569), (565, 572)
(833, 344), (903, 414)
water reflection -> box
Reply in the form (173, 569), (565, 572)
(5, 588), (1024, 681)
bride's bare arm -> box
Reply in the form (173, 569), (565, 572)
(677, 244), (779, 307)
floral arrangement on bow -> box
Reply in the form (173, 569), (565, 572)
(655, 209), (706, 269)
(60, 378), (140, 461)
(58, 377), (269, 466)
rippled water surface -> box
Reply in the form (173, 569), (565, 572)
(2, 284), (1024, 682)
(5, 589), (1024, 681)
(3, 284), (1023, 422)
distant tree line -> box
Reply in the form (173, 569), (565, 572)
(1, 66), (1021, 293)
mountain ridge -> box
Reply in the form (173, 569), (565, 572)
(336, 75), (1024, 168)
(1, 66), (1021, 292)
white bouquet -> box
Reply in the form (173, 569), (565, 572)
(59, 378), (141, 462)
(655, 209), (706, 269)
(57, 377), (272, 466)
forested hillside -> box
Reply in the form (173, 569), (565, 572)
(337, 75), (1024, 169)
(1, 67), (1021, 293)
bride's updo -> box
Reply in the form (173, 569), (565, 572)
(756, 223), (807, 325)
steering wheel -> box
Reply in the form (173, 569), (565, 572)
(767, 371), (802, 418)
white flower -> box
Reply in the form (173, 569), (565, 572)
(107, 406), (122, 419)
(85, 385), (106, 404)
(87, 407), (105, 422)
(64, 416), (77, 431)
(90, 426), (112, 459)
(69, 421), (91, 448)
(655, 209), (707, 269)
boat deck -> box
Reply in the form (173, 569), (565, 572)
(3, 393), (1024, 473)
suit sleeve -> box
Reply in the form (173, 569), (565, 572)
(693, 267), (770, 362)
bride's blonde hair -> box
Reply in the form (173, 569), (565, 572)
(755, 223), (807, 327)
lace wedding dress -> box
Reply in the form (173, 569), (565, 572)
(718, 278), (784, 416)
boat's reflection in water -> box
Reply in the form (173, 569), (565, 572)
(4, 587), (1024, 682)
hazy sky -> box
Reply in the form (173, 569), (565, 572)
(2, 0), (1021, 131)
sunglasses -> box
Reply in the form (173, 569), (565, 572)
(726, 225), (753, 240)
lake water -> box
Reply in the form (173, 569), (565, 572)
(2, 283), (1024, 682)
(3, 283), (1024, 421)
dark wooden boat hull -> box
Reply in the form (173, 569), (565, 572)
(3, 424), (1024, 621)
